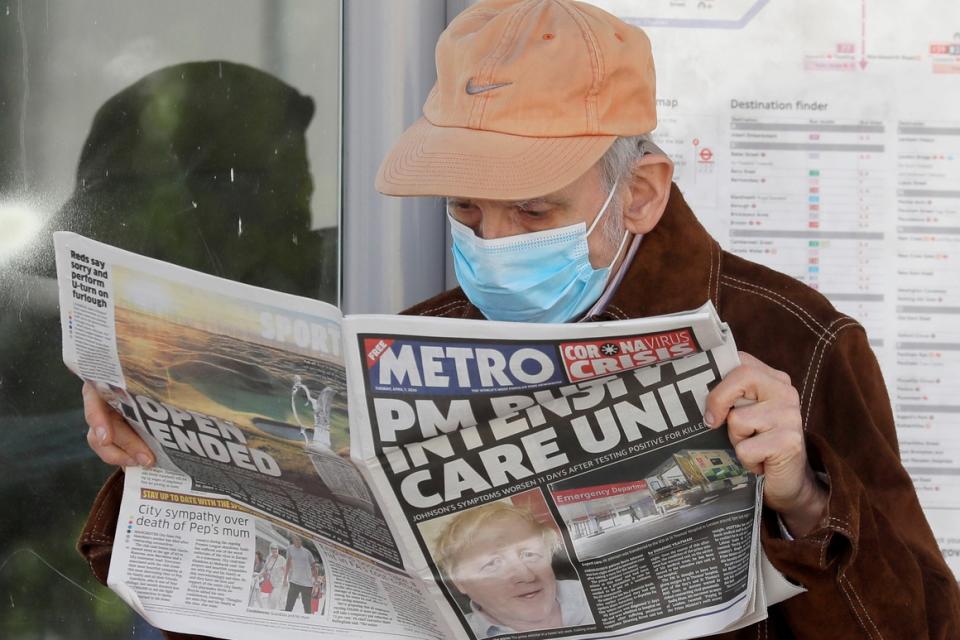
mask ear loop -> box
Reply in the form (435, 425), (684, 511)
(607, 222), (631, 268)
(586, 176), (620, 236)
(586, 176), (630, 269)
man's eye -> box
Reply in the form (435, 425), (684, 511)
(517, 207), (548, 218)
(479, 557), (503, 573)
(519, 549), (544, 562)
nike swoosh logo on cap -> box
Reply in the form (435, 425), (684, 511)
(465, 79), (513, 95)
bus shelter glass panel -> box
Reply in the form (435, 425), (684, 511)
(0, 2), (340, 637)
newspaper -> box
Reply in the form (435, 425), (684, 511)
(55, 231), (803, 640)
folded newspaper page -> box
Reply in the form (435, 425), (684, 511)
(55, 232), (802, 640)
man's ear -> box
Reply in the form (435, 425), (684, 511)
(621, 153), (674, 235)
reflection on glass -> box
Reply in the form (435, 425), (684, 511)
(0, 2), (340, 638)
(57, 60), (327, 296)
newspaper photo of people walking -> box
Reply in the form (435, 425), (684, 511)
(249, 523), (327, 615)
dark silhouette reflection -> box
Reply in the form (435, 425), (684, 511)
(0, 61), (333, 640)
(54, 60), (327, 295)
(4, 61), (332, 414)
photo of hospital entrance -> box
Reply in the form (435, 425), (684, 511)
(551, 441), (754, 561)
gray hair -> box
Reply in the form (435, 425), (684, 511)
(595, 134), (651, 245)
(598, 134), (652, 193)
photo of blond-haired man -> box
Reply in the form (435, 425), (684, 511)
(422, 492), (594, 639)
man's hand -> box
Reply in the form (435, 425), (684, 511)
(82, 382), (154, 468)
(704, 352), (828, 538)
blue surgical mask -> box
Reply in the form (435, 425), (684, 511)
(450, 179), (628, 323)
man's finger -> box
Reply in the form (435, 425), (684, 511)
(85, 429), (137, 466)
(734, 429), (810, 512)
(111, 419), (155, 467)
(735, 427), (805, 471)
(745, 428), (804, 471)
(726, 402), (764, 446)
(82, 381), (115, 445)
(725, 401), (801, 446)
(705, 364), (795, 427)
(82, 381), (154, 467)
(85, 417), (154, 467)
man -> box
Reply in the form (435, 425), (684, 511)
(283, 535), (316, 613)
(434, 502), (593, 638)
(80, 1), (960, 637)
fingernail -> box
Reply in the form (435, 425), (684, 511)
(136, 453), (153, 467)
(96, 427), (108, 444)
(704, 411), (715, 427)
(123, 457), (137, 467)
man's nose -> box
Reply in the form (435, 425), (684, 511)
(507, 561), (538, 582)
(476, 210), (522, 240)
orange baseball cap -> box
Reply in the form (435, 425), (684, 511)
(376, 0), (657, 201)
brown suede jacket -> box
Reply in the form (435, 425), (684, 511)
(79, 184), (960, 639)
